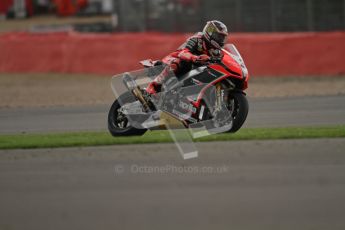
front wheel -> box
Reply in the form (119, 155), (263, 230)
(108, 92), (147, 136)
(227, 92), (249, 132)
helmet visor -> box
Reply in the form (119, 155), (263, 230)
(212, 33), (227, 47)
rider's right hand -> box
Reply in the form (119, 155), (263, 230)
(194, 54), (210, 64)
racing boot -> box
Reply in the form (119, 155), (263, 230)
(146, 66), (171, 95)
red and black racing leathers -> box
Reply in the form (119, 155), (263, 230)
(164, 32), (211, 74)
(147, 32), (221, 94)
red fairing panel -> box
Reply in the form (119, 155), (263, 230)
(193, 52), (247, 107)
(221, 51), (243, 77)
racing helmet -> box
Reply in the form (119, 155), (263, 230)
(202, 20), (228, 48)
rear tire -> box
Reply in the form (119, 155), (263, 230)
(228, 92), (249, 132)
(108, 92), (147, 136)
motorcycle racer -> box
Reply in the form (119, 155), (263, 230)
(146, 20), (229, 94)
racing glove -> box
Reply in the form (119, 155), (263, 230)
(178, 49), (210, 64)
(194, 54), (210, 64)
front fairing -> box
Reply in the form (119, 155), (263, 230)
(220, 50), (243, 77)
(222, 44), (249, 89)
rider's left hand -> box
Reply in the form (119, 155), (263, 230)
(209, 49), (223, 63)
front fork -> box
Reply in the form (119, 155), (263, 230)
(215, 83), (223, 112)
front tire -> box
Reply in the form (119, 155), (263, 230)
(108, 92), (147, 136)
(228, 92), (249, 132)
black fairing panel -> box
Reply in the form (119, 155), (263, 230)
(179, 67), (223, 87)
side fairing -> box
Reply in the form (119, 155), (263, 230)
(180, 66), (225, 87)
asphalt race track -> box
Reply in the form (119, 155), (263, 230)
(1, 139), (345, 230)
(1, 95), (345, 134)
(0, 95), (345, 229)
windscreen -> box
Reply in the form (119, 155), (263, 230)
(223, 44), (248, 78)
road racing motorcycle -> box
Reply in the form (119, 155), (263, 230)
(108, 44), (249, 137)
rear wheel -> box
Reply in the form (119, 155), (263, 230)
(108, 92), (147, 136)
(227, 92), (249, 132)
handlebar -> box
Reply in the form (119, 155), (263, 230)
(194, 56), (222, 66)
(209, 55), (222, 63)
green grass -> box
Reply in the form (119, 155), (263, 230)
(0, 126), (344, 150)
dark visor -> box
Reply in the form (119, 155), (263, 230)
(212, 33), (226, 46)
